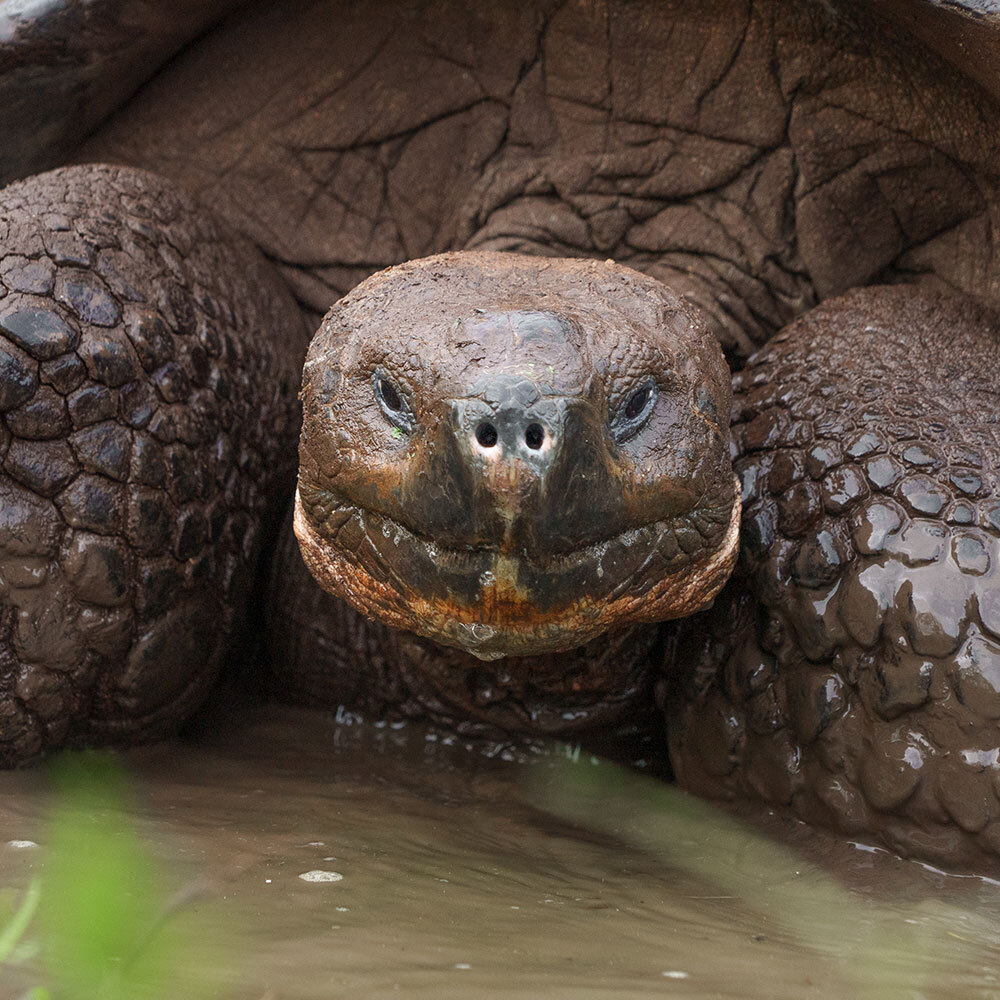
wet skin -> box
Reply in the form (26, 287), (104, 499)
(2, 0), (1000, 873)
(294, 253), (738, 661)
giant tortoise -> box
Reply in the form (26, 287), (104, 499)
(2, 0), (1000, 872)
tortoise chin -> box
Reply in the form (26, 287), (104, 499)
(294, 251), (738, 659)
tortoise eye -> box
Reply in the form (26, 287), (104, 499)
(372, 371), (414, 433)
(611, 378), (657, 443)
(377, 376), (402, 412)
(624, 385), (650, 421)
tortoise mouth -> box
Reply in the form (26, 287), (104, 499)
(293, 477), (741, 659)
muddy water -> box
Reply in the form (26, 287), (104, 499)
(2, 704), (1000, 999)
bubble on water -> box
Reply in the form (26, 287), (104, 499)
(8, 840), (38, 849)
(298, 870), (343, 883)
(661, 971), (689, 979)
(454, 963), (471, 970)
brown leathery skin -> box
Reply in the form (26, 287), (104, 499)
(76, 0), (1000, 364)
(0, 0), (242, 186)
(294, 251), (738, 660)
(0, 164), (308, 765)
(664, 287), (1000, 871)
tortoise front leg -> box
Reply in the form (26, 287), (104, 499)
(0, 164), (307, 764)
(665, 286), (1000, 871)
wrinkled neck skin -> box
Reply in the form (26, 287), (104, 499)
(391, 620), (670, 755)
(294, 252), (739, 685)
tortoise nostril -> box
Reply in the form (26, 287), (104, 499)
(476, 422), (499, 448)
(525, 423), (544, 450)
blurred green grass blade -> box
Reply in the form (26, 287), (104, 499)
(528, 758), (977, 1000)
(38, 753), (225, 1000)
(40, 755), (163, 997)
(0, 880), (40, 965)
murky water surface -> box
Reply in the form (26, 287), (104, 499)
(2, 703), (1000, 999)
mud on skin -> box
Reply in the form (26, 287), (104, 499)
(1, 0), (1000, 873)
(293, 252), (738, 660)
(666, 290), (1000, 871)
(0, 166), (307, 762)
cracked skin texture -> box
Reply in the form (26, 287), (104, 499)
(75, 0), (1000, 361)
(2, 0), (1000, 870)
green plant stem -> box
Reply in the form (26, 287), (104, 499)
(0, 880), (41, 965)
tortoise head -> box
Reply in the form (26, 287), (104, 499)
(294, 251), (739, 659)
